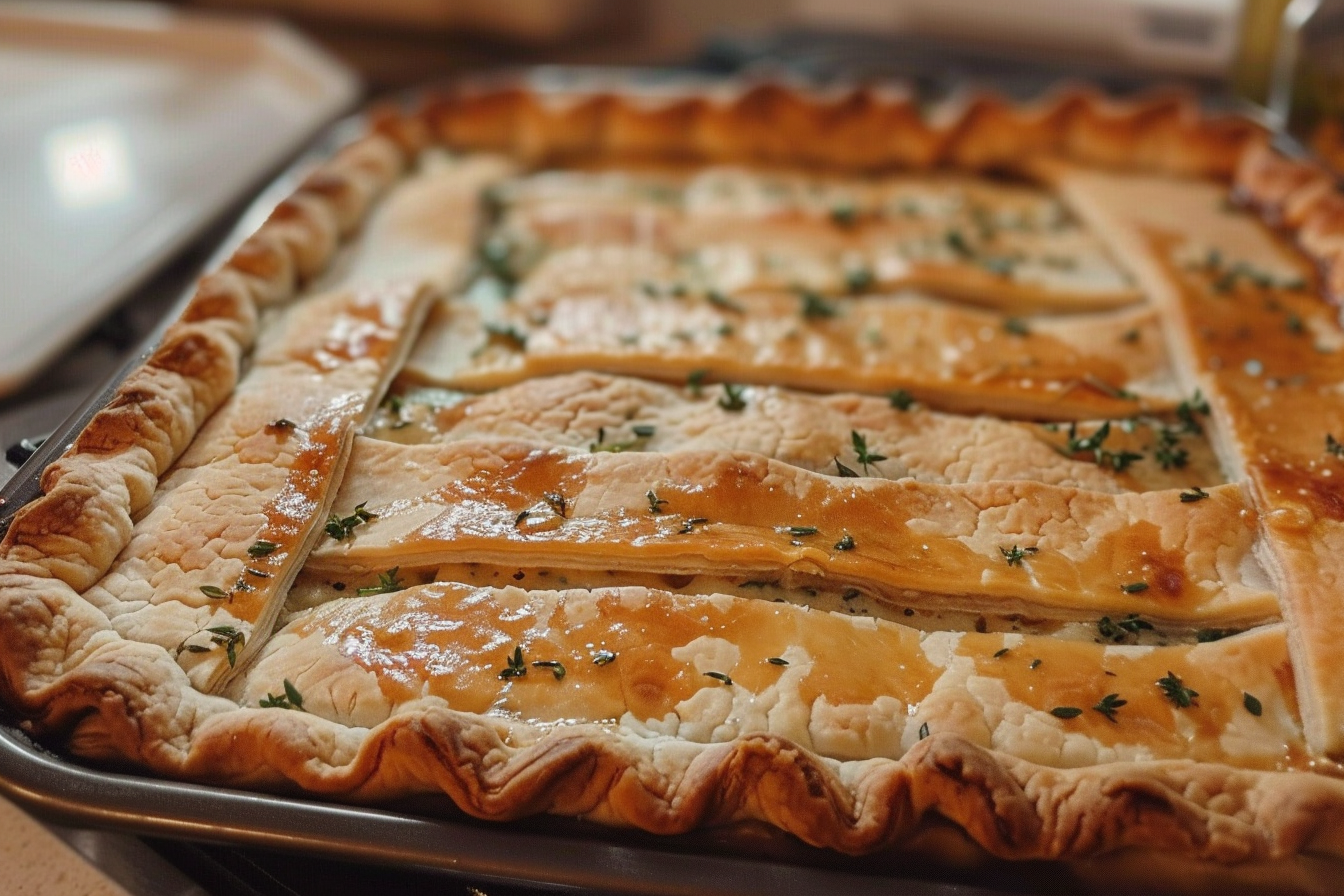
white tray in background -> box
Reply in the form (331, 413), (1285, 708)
(0, 1), (359, 397)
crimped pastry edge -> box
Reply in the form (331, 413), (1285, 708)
(3, 81), (1344, 876)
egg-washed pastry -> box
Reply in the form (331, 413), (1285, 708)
(5, 84), (1344, 890)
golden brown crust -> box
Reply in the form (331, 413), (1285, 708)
(5, 82), (1344, 884)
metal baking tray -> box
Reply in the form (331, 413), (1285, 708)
(0, 72), (1317, 896)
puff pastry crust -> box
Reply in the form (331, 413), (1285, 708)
(6, 83), (1344, 886)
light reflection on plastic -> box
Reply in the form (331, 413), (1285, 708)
(45, 119), (133, 209)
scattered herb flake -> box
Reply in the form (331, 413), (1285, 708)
(1000, 545), (1038, 567)
(1002, 316), (1030, 337)
(531, 660), (566, 680)
(845, 266), (875, 294)
(1050, 706), (1083, 719)
(325, 502), (376, 541)
(632, 424), (656, 438)
(830, 202), (858, 227)
(718, 383), (748, 411)
(499, 645), (527, 680)
(834, 533), (856, 551)
(199, 585), (229, 600)
(767, 657), (790, 666)
(833, 457), (861, 478)
(1121, 582), (1149, 594)
(1328, 434), (1344, 458)
(687, 368), (709, 396)
(646, 490), (668, 515)
(1029, 658), (1042, 669)
(357, 567), (404, 597)
(483, 322), (528, 352)
(799, 288), (839, 320)
(706, 289), (745, 314)
(543, 492), (569, 519)
(593, 650), (616, 666)
(851, 430), (887, 475)
(918, 722), (930, 740)
(247, 540), (279, 558)
(1243, 692), (1263, 716)
(679, 517), (709, 534)
(1157, 671), (1199, 708)
(1093, 693), (1126, 722)
(786, 525), (819, 537)
(993, 647), (1010, 659)
(888, 389), (915, 411)
(1180, 487), (1210, 503)
(703, 671), (733, 686)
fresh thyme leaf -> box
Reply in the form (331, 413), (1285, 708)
(1157, 671), (1199, 708)
(1121, 582), (1149, 594)
(1000, 545), (1038, 567)
(499, 645), (527, 680)
(767, 657), (790, 666)
(845, 265), (875, 294)
(850, 430), (887, 475)
(325, 502), (376, 540)
(786, 526), (819, 537)
(1154, 429), (1190, 470)
(981, 256), (1015, 277)
(944, 229), (975, 259)
(1121, 328), (1141, 344)
(834, 533), (856, 551)
(829, 201), (858, 227)
(706, 289), (745, 314)
(687, 368), (709, 396)
(244, 567), (270, 579)
(531, 660), (566, 680)
(703, 671), (733, 686)
(1328, 434), (1344, 458)
(887, 389), (915, 411)
(646, 490), (668, 515)
(1195, 628), (1234, 642)
(632, 424), (656, 438)
(514, 509), (533, 528)
(1180, 486), (1210, 503)
(1092, 693), (1126, 722)
(1176, 390), (1210, 435)
(1002, 316), (1030, 337)
(833, 457), (860, 478)
(718, 383), (748, 411)
(206, 626), (244, 668)
(1286, 314), (1305, 334)
(1029, 658), (1042, 670)
(282, 678), (306, 710)
(266, 418), (296, 434)
(993, 648), (1010, 659)
(1050, 706), (1083, 719)
(199, 585), (229, 600)
(593, 650), (616, 666)
(357, 567), (404, 597)
(247, 540), (279, 558)
(798, 288), (839, 320)
(679, 517), (709, 534)
(918, 721), (930, 740)
(1243, 692), (1263, 716)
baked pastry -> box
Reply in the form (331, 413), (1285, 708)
(6, 82), (1344, 887)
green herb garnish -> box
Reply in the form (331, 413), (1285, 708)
(703, 671), (733, 686)
(767, 657), (790, 666)
(679, 517), (709, 534)
(646, 490), (668, 515)
(1179, 487), (1210, 503)
(247, 540), (279, 558)
(1092, 693), (1126, 722)
(1000, 545), (1038, 567)
(1328, 434), (1344, 458)
(706, 289), (745, 314)
(499, 645), (527, 680)
(1121, 582), (1149, 594)
(834, 457), (860, 478)
(799, 288), (839, 320)
(687, 368), (709, 396)
(1157, 671), (1199, 708)
(1243, 692), (1263, 716)
(260, 679), (307, 711)
(718, 383), (748, 411)
(199, 585), (229, 600)
(357, 568), (404, 597)
(531, 660), (566, 680)
(786, 526), (819, 537)
(851, 430), (887, 475)
(325, 502), (375, 540)
(207, 626), (244, 668)
(1002, 316), (1030, 337)
(593, 650), (616, 666)
(888, 389), (915, 411)
(1050, 706), (1083, 719)
(834, 533), (856, 551)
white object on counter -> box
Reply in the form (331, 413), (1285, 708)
(0, 1), (359, 397)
